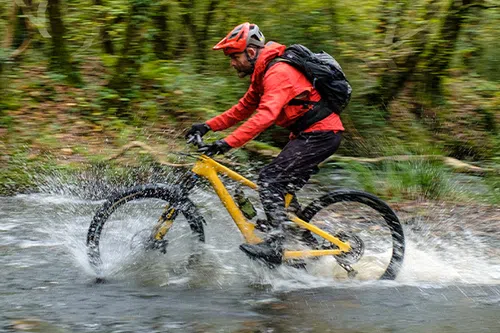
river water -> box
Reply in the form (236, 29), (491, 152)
(2, 184), (500, 332)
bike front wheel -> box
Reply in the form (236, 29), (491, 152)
(87, 184), (205, 272)
(299, 189), (405, 280)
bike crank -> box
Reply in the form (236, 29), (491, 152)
(321, 232), (365, 278)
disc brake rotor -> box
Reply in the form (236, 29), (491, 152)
(319, 232), (364, 265)
(334, 232), (365, 266)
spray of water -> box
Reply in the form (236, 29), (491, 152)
(29, 167), (500, 290)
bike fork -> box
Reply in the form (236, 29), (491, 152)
(150, 172), (199, 253)
(149, 205), (179, 253)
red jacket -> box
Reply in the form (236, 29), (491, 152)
(206, 42), (344, 148)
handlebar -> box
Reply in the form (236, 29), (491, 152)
(186, 132), (215, 155)
(186, 132), (206, 148)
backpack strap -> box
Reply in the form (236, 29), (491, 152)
(265, 57), (319, 108)
(287, 99), (318, 107)
(286, 99), (326, 134)
(264, 56), (286, 73)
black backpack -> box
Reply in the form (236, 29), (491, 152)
(266, 44), (352, 134)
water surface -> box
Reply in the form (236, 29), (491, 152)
(1, 192), (500, 333)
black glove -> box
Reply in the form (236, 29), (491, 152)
(199, 139), (231, 156)
(185, 123), (211, 139)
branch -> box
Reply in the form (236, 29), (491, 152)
(386, 26), (428, 50)
(16, 0), (51, 38)
(245, 145), (496, 175)
(320, 155), (497, 175)
(459, 3), (500, 13)
(105, 141), (193, 167)
(105, 141), (245, 167)
(9, 37), (31, 59)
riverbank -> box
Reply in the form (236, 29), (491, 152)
(1, 111), (499, 205)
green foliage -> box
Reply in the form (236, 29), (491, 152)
(0, 97), (21, 113)
(136, 59), (247, 118)
(1, 0), (499, 200)
(347, 162), (377, 195)
(387, 160), (451, 200)
(0, 114), (14, 128)
(482, 173), (500, 205)
(0, 150), (61, 195)
(346, 160), (453, 201)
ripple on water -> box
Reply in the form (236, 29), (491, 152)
(0, 223), (18, 232)
(15, 193), (101, 205)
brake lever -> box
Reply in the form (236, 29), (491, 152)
(186, 132), (203, 146)
(194, 133), (203, 146)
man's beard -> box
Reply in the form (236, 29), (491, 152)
(236, 66), (254, 78)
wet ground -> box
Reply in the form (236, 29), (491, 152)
(1, 192), (500, 333)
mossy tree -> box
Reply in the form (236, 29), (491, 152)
(47, 0), (82, 85)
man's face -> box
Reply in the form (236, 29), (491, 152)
(229, 48), (257, 78)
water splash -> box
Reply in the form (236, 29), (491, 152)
(30, 190), (499, 289)
(398, 230), (500, 285)
(18, 162), (500, 290)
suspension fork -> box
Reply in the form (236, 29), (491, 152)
(151, 172), (199, 241)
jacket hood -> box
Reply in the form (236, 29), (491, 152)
(251, 42), (286, 86)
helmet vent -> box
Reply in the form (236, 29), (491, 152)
(213, 23), (264, 54)
(229, 25), (243, 39)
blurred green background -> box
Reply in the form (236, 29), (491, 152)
(0, 0), (499, 200)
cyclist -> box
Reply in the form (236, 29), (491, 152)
(185, 22), (344, 265)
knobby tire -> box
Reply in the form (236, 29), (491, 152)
(299, 189), (405, 280)
(86, 184), (205, 268)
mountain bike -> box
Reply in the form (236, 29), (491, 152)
(87, 134), (405, 280)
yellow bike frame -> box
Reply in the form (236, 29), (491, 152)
(190, 155), (352, 260)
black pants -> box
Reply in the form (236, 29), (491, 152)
(257, 131), (342, 229)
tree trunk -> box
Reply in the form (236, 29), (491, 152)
(368, 0), (439, 108)
(152, 3), (170, 60)
(94, 0), (114, 54)
(424, 0), (484, 98)
(178, 0), (219, 72)
(376, 0), (389, 35)
(198, 0), (218, 61)
(2, 0), (33, 54)
(462, 10), (482, 71)
(326, 0), (338, 41)
(47, 0), (82, 85)
(3, 0), (18, 49)
(107, 0), (150, 116)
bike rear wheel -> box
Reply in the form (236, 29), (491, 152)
(299, 189), (405, 280)
(87, 184), (205, 271)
